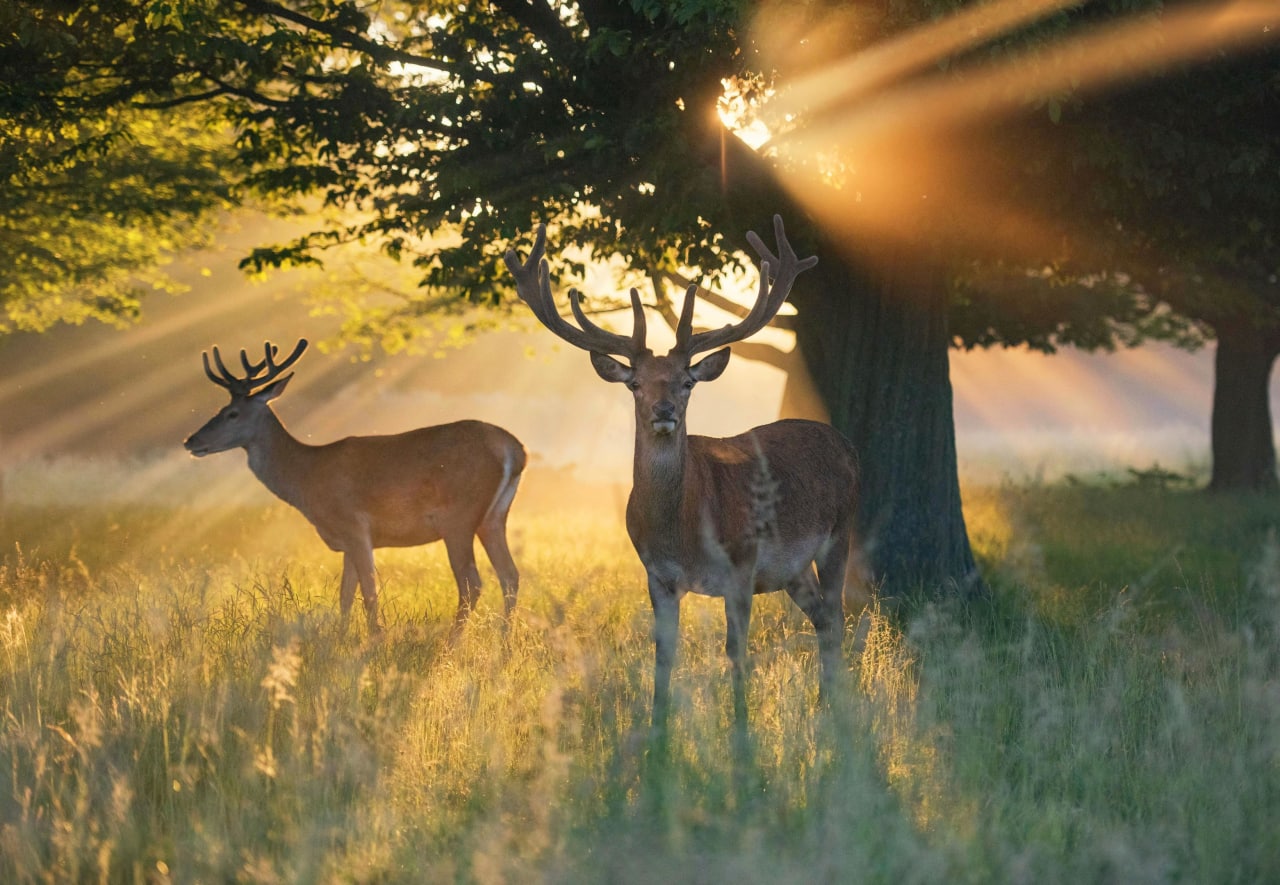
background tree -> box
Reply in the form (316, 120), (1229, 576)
(1046, 43), (1280, 493)
(938, 18), (1280, 493)
(1, 2), (241, 333)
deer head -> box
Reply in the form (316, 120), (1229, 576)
(184, 339), (308, 456)
(504, 216), (817, 440)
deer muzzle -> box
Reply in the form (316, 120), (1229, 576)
(651, 401), (678, 435)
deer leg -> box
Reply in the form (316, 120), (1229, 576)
(724, 590), (754, 725)
(443, 533), (482, 631)
(339, 554), (358, 632)
(800, 543), (849, 702)
(350, 542), (382, 636)
(814, 536), (850, 666)
(477, 520), (519, 618)
(648, 576), (681, 731)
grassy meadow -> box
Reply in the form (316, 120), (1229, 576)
(2, 459), (1279, 883)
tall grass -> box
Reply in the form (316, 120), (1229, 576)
(2, 466), (1278, 882)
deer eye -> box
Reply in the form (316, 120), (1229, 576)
(627, 380), (640, 391)
(682, 379), (695, 390)
(227, 409), (240, 420)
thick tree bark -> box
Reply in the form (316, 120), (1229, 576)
(790, 238), (983, 599)
(1209, 321), (1280, 493)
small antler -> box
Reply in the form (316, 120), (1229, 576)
(675, 215), (818, 357)
(202, 338), (309, 396)
(503, 225), (648, 359)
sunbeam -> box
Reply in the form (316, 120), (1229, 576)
(756, 0), (1086, 131)
(753, 0), (1278, 264)
(773, 0), (1277, 145)
(0, 222), (1262, 507)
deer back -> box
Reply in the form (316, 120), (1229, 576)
(283, 420), (526, 551)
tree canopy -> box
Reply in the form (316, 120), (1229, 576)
(1, 2), (240, 333)
(7, 0), (1278, 589)
(9, 1), (1276, 344)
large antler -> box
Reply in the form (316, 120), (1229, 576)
(202, 338), (309, 396)
(674, 214), (818, 357)
(503, 225), (649, 359)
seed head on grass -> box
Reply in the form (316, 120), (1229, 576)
(261, 638), (302, 711)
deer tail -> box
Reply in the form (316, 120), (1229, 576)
(482, 435), (527, 528)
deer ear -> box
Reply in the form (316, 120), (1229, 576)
(689, 347), (730, 383)
(252, 373), (293, 402)
(590, 352), (634, 384)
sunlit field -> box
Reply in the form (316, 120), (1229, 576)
(2, 457), (1278, 883)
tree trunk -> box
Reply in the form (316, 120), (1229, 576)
(790, 238), (983, 599)
(1209, 321), (1280, 493)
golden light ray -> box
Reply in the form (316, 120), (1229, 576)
(952, 346), (1136, 430)
(780, 0), (1277, 149)
(0, 293), (232, 405)
(948, 344), (1219, 481)
(759, 0), (1086, 131)
(1119, 344), (1213, 397)
(757, 0), (1278, 264)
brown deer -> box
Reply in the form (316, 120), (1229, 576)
(184, 339), (525, 635)
(504, 216), (859, 726)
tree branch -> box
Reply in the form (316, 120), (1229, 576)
(233, 0), (470, 80)
(661, 270), (796, 331)
(199, 73), (294, 108)
(644, 269), (800, 361)
(643, 273), (795, 368)
(647, 272), (681, 329)
(490, 0), (577, 53)
(131, 87), (230, 109)
(729, 340), (796, 370)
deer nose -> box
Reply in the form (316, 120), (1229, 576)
(650, 401), (678, 435)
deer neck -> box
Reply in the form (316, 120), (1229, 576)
(630, 424), (693, 547)
(244, 413), (311, 508)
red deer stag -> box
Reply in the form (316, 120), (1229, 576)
(184, 339), (526, 635)
(505, 216), (859, 725)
